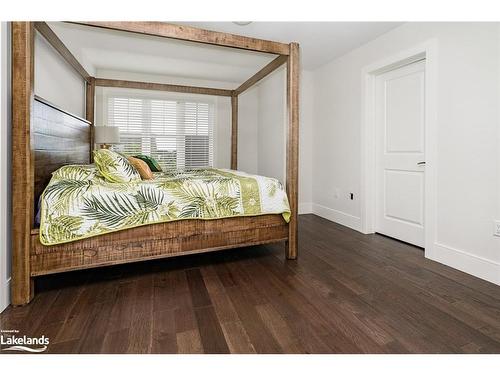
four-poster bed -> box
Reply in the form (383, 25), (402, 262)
(11, 21), (299, 305)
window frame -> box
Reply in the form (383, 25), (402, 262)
(100, 87), (217, 170)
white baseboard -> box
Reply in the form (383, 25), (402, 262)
(0, 277), (10, 313)
(299, 202), (313, 215)
(427, 243), (500, 286)
(312, 203), (362, 232)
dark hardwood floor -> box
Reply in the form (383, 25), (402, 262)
(2, 214), (500, 354)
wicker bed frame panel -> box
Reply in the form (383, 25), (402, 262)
(30, 215), (288, 276)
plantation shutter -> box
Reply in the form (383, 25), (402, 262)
(107, 95), (214, 170)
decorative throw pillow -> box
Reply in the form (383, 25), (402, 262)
(93, 149), (141, 183)
(127, 157), (154, 180)
(133, 154), (163, 172)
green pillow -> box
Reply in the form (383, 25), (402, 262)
(134, 154), (163, 172)
(93, 149), (141, 183)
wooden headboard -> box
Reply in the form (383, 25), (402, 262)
(33, 96), (91, 203)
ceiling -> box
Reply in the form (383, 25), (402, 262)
(177, 22), (403, 69)
(48, 22), (403, 84)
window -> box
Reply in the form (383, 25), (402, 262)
(107, 95), (214, 170)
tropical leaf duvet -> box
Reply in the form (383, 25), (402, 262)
(40, 165), (291, 246)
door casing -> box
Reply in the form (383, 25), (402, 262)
(361, 40), (438, 258)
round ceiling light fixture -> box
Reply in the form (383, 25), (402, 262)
(233, 21), (252, 26)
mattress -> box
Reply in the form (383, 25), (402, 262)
(39, 166), (290, 246)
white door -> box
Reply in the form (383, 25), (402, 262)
(375, 60), (425, 247)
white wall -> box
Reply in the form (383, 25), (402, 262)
(257, 67), (286, 182)
(312, 22), (500, 285)
(253, 66), (314, 212)
(34, 32), (86, 118)
(299, 70), (314, 213)
(0, 22), (11, 312)
(238, 85), (259, 174)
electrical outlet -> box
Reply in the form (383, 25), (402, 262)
(494, 220), (500, 237)
(350, 193), (354, 200)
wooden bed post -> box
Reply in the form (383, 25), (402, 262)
(231, 94), (238, 170)
(11, 22), (35, 305)
(86, 77), (95, 124)
(285, 42), (299, 260)
(86, 76), (95, 159)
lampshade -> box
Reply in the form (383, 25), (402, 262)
(94, 126), (120, 145)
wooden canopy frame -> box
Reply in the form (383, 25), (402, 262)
(11, 21), (299, 305)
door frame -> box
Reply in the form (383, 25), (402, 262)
(360, 39), (438, 257)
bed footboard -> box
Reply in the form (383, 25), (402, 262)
(30, 215), (288, 276)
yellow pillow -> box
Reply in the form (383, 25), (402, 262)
(93, 149), (141, 183)
(127, 157), (154, 180)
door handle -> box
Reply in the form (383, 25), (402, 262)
(417, 161), (426, 166)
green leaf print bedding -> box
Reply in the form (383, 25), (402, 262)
(40, 166), (291, 246)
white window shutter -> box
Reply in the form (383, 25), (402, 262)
(107, 95), (214, 170)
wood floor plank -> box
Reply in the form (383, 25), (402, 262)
(255, 303), (304, 353)
(152, 270), (176, 313)
(126, 273), (154, 354)
(220, 321), (256, 354)
(53, 280), (103, 344)
(101, 328), (130, 354)
(223, 285), (282, 354)
(186, 269), (212, 308)
(176, 329), (203, 354)
(77, 282), (119, 353)
(185, 267), (230, 353)
(194, 306), (230, 354)
(200, 266), (240, 324)
(152, 309), (177, 353)
(106, 281), (136, 333)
